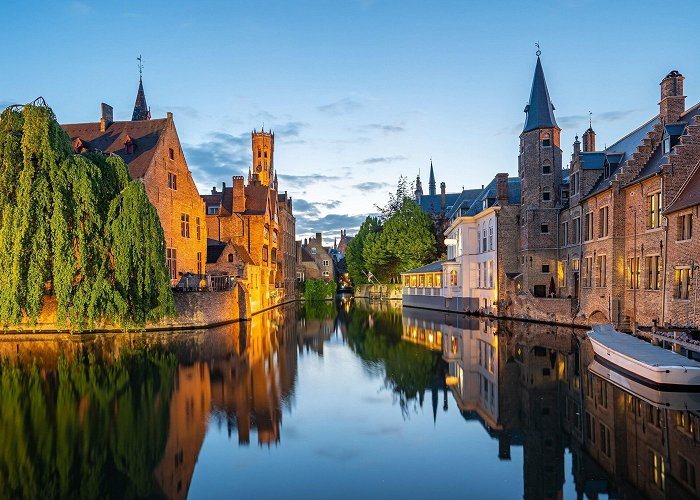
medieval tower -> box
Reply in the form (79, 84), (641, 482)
(518, 54), (563, 296)
(251, 128), (274, 186)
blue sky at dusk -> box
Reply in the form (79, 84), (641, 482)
(4, 0), (700, 242)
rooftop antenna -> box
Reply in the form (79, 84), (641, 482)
(535, 41), (541, 57)
(137, 54), (144, 79)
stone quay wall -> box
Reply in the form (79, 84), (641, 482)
(354, 284), (403, 300)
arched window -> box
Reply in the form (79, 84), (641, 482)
(542, 163), (551, 174)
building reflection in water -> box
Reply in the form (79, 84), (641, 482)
(436, 315), (700, 500)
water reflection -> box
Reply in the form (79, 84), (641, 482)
(0, 301), (698, 499)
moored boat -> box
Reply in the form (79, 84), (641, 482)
(587, 324), (700, 389)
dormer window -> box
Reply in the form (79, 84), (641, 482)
(662, 134), (671, 155)
(124, 136), (134, 155)
(603, 159), (610, 178)
(73, 137), (87, 154)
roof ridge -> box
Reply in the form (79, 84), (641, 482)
(605, 115), (659, 152)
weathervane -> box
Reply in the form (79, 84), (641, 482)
(535, 41), (541, 57)
(137, 55), (144, 78)
(589, 111), (593, 129)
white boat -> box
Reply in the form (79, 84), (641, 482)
(587, 324), (700, 388)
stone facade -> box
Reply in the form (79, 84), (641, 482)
(297, 233), (335, 282)
(278, 192), (297, 299)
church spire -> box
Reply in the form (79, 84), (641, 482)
(132, 55), (150, 121)
(522, 53), (558, 133)
(428, 159), (436, 196)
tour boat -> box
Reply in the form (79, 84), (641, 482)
(587, 324), (700, 389)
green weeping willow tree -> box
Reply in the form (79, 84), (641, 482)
(0, 100), (174, 328)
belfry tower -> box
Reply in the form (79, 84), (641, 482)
(518, 52), (563, 296)
(252, 128), (274, 186)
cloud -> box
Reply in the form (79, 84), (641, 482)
(355, 123), (405, 134)
(317, 98), (362, 116)
(360, 155), (406, 165)
(294, 198), (343, 218)
(184, 131), (249, 189)
(353, 181), (390, 192)
(558, 109), (639, 130)
(295, 213), (368, 236)
(274, 121), (309, 138)
(278, 173), (342, 189)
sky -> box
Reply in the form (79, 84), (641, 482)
(3, 0), (700, 244)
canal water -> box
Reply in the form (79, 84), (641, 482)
(1, 298), (699, 499)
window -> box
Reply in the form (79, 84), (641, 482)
(257, 148), (261, 158)
(573, 217), (581, 243)
(678, 213), (692, 241)
(572, 259), (580, 272)
(561, 221), (569, 246)
(477, 263), (482, 288)
(543, 189), (551, 201)
(196, 217), (201, 240)
(596, 255), (607, 287)
(647, 192), (662, 229)
(627, 257), (641, 289)
(584, 212), (594, 241)
(264, 150), (268, 158)
(583, 256), (593, 287)
(482, 229), (487, 253)
(542, 264), (550, 273)
(180, 214), (190, 238)
(323, 259), (329, 267)
(488, 260), (494, 288)
(311, 247), (316, 255)
(426, 274), (433, 288)
(675, 267), (692, 299)
(263, 225), (269, 240)
(585, 412), (595, 443)
(323, 271), (330, 277)
(166, 248), (177, 280)
(646, 255), (661, 290)
(196, 252), (202, 275)
(419, 275), (425, 287)
(603, 161), (610, 179)
(542, 164), (551, 174)
(450, 270), (458, 286)
(599, 423), (611, 457)
(488, 226), (493, 250)
(572, 172), (579, 195)
(679, 454), (697, 489)
(262, 246), (268, 262)
(227, 253), (234, 263)
(649, 450), (665, 491)
(273, 229), (278, 243)
(435, 273), (442, 288)
(541, 224), (549, 234)
(168, 172), (177, 190)
(168, 148), (174, 160)
(124, 138), (134, 154)
(270, 248), (277, 263)
(542, 139), (551, 147)
(599, 206), (609, 237)
(410, 275), (417, 287)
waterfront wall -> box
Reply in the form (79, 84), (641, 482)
(354, 284), (403, 299)
(499, 292), (587, 327)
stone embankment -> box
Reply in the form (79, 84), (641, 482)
(354, 284), (403, 300)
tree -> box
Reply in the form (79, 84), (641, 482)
(345, 216), (380, 285)
(0, 101), (174, 328)
(383, 198), (436, 274)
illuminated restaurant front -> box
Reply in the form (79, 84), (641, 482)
(401, 261), (445, 297)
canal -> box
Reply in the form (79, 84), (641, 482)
(0, 298), (698, 499)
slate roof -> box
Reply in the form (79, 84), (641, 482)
(666, 161), (700, 213)
(417, 192), (461, 214)
(402, 260), (451, 274)
(451, 177), (521, 218)
(201, 180), (277, 217)
(583, 102), (700, 199)
(132, 78), (150, 121)
(206, 239), (226, 263)
(445, 188), (483, 219)
(523, 57), (558, 133)
(300, 246), (315, 263)
(62, 118), (168, 179)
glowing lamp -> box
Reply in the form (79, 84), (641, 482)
(445, 376), (459, 386)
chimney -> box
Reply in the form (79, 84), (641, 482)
(100, 103), (113, 132)
(316, 232), (322, 245)
(660, 70), (685, 123)
(582, 127), (596, 152)
(496, 173), (509, 205)
(232, 176), (246, 212)
(440, 182), (446, 211)
(211, 186), (218, 195)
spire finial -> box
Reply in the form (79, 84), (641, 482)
(535, 41), (541, 57)
(589, 110), (592, 129)
(137, 54), (143, 79)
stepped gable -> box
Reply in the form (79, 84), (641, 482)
(61, 118), (167, 179)
(664, 111), (700, 207)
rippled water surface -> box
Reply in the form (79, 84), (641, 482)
(1, 298), (699, 499)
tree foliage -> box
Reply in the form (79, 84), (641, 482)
(303, 279), (337, 301)
(345, 177), (437, 284)
(0, 102), (174, 328)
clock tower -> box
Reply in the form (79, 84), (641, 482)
(251, 128), (274, 186)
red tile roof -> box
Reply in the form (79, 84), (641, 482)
(61, 119), (168, 179)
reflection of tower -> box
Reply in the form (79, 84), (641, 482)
(251, 128), (274, 186)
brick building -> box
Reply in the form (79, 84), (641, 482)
(202, 128), (295, 311)
(515, 55), (700, 329)
(62, 76), (207, 283)
(296, 233), (335, 282)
